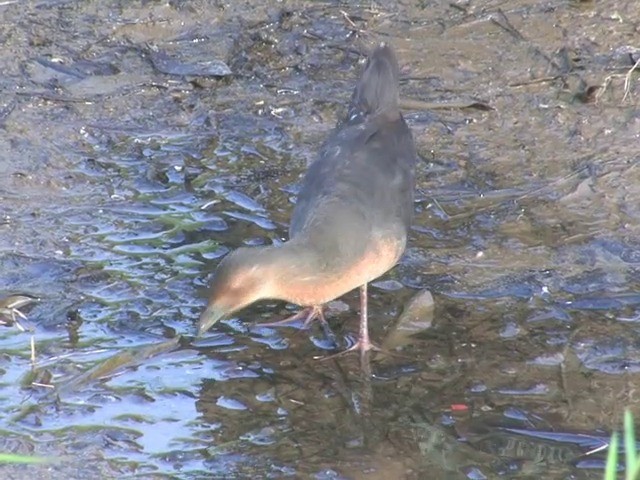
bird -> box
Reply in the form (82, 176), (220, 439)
(198, 43), (417, 356)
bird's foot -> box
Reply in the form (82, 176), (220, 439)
(315, 336), (411, 361)
(315, 336), (380, 361)
(258, 306), (326, 330)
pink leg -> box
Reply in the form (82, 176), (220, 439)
(259, 305), (326, 330)
(349, 283), (380, 357)
(357, 283), (373, 352)
(318, 284), (383, 361)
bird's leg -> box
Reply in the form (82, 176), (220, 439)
(357, 283), (373, 352)
(259, 305), (327, 330)
(317, 284), (384, 361)
(349, 283), (382, 358)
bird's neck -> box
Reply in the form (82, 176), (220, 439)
(265, 239), (323, 277)
(256, 240), (325, 303)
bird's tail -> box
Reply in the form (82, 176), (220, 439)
(348, 43), (400, 120)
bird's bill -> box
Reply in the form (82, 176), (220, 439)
(197, 304), (227, 336)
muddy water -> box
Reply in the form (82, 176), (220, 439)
(1, 0), (639, 478)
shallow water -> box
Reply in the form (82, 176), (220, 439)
(1, 0), (639, 478)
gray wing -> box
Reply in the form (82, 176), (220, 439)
(289, 115), (416, 250)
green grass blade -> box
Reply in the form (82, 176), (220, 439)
(0, 453), (48, 464)
(605, 432), (619, 480)
(625, 410), (637, 479)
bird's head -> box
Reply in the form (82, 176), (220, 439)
(197, 247), (273, 335)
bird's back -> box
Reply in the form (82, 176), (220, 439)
(290, 45), (416, 275)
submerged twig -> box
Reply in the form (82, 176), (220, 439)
(0, 294), (39, 365)
(489, 9), (525, 41)
(399, 98), (494, 112)
(509, 76), (561, 88)
(431, 165), (589, 222)
(595, 59), (640, 104)
(30, 334), (36, 366)
(55, 336), (181, 394)
(622, 56), (640, 102)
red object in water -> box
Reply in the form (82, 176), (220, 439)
(450, 404), (469, 412)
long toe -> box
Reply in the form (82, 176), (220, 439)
(315, 336), (379, 361)
(259, 306), (324, 330)
(315, 337), (412, 361)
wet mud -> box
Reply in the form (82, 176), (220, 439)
(1, 0), (639, 478)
